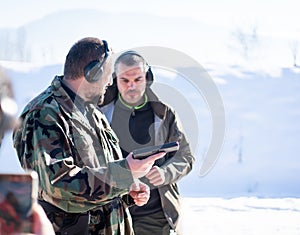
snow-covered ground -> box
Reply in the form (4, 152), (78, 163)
(1, 2), (300, 234)
(1, 61), (299, 235)
(181, 197), (300, 235)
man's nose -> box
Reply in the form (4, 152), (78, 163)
(128, 82), (135, 89)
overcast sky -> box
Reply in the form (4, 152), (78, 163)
(0, 0), (300, 71)
(1, 0), (300, 39)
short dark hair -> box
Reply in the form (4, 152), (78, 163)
(63, 37), (107, 80)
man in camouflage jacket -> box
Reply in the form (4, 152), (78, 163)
(13, 38), (165, 235)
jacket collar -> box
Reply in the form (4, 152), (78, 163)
(51, 76), (98, 132)
(100, 84), (167, 119)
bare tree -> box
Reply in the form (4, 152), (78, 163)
(233, 127), (244, 164)
(16, 26), (27, 61)
(0, 30), (12, 60)
(290, 40), (299, 67)
(230, 24), (259, 60)
(237, 135), (244, 164)
(0, 27), (30, 61)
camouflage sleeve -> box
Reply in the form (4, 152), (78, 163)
(14, 107), (134, 211)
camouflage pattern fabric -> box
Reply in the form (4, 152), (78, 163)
(13, 76), (134, 234)
(88, 197), (133, 235)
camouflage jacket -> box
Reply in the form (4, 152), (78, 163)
(13, 76), (134, 213)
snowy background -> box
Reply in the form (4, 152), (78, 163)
(1, 0), (300, 234)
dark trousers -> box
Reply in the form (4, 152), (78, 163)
(39, 198), (133, 235)
(132, 210), (171, 235)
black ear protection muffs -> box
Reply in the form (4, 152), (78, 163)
(100, 50), (154, 106)
(112, 50), (154, 87)
(84, 40), (111, 83)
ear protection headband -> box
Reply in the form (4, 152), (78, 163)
(112, 50), (154, 86)
(84, 40), (111, 83)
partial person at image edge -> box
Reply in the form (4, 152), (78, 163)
(0, 67), (55, 235)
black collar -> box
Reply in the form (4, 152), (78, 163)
(61, 79), (87, 114)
